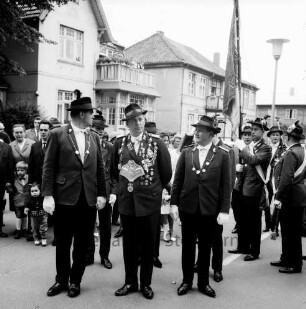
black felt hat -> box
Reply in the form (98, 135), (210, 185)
(122, 104), (147, 121)
(248, 118), (269, 131)
(191, 115), (220, 133)
(145, 122), (157, 134)
(66, 97), (94, 111)
(267, 126), (283, 137)
(287, 121), (305, 139)
(92, 113), (108, 128)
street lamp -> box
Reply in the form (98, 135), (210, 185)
(266, 38), (289, 125)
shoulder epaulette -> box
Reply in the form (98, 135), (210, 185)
(148, 133), (160, 139)
(218, 145), (230, 153)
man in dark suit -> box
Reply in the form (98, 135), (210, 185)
(271, 121), (306, 273)
(171, 115), (231, 298)
(238, 118), (271, 261)
(42, 97), (107, 298)
(112, 104), (172, 300)
(26, 116), (41, 142)
(86, 113), (117, 269)
(0, 132), (14, 237)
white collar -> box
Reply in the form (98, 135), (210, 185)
(271, 142), (280, 148)
(197, 142), (212, 151)
(131, 133), (143, 142)
(71, 122), (88, 134)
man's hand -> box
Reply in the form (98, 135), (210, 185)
(274, 199), (282, 210)
(96, 196), (107, 210)
(43, 196), (55, 215)
(24, 208), (29, 215)
(5, 183), (13, 193)
(109, 194), (117, 206)
(236, 164), (244, 173)
(217, 212), (229, 225)
(170, 205), (179, 221)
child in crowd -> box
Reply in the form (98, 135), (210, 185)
(13, 161), (30, 239)
(25, 182), (48, 246)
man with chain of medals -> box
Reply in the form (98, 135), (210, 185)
(170, 115), (231, 298)
(111, 103), (172, 300)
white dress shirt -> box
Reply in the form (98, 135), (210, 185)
(271, 142), (279, 158)
(131, 133), (143, 154)
(197, 142), (212, 167)
(71, 122), (87, 163)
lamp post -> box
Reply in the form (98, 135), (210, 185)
(266, 38), (289, 126)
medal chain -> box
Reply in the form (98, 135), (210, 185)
(191, 146), (216, 175)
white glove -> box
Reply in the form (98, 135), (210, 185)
(96, 196), (107, 210)
(234, 139), (246, 151)
(170, 205), (179, 221)
(109, 194), (117, 206)
(43, 196), (55, 215)
(217, 212), (229, 225)
(274, 199), (282, 210)
(236, 164), (244, 173)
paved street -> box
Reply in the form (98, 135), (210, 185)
(1, 209), (306, 309)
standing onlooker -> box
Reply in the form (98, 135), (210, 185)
(0, 132), (14, 237)
(171, 115), (231, 298)
(0, 122), (11, 144)
(112, 103), (172, 300)
(25, 182), (48, 246)
(271, 121), (306, 273)
(26, 117), (42, 142)
(42, 97), (107, 298)
(13, 161), (30, 239)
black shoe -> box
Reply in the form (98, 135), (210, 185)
(198, 285), (216, 298)
(85, 256), (94, 266)
(177, 282), (192, 296)
(153, 257), (162, 268)
(101, 258), (112, 269)
(68, 284), (81, 298)
(0, 231), (8, 238)
(114, 228), (123, 238)
(193, 263), (199, 273)
(228, 249), (246, 254)
(141, 286), (154, 299)
(112, 221), (120, 226)
(302, 256), (306, 261)
(115, 284), (138, 296)
(14, 230), (22, 239)
(213, 271), (223, 282)
(244, 254), (259, 261)
(47, 282), (68, 297)
(279, 267), (302, 274)
(231, 228), (238, 234)
(26, 235), (34, 242)
(270, 260), (286, 267)
(263, 228), (270, 232)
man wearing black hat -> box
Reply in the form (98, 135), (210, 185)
(271, 121), (306, 273)
(112, 103), (172, 299)
(42, 97), (107, 298)
(171, 115), (231, 298)
(238, 118), (271, 261)
(86, 112), (117, 269)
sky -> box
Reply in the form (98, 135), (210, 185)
(101, 0), (306, 105)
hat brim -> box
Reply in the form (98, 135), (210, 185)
(267, 130), (283, 137)
(93, 123), (109, 129)
(287, 132), (305, 140)
(66, 107), (95, 111)
(122, 110), (147, 121)
(191, 123), (220, 133)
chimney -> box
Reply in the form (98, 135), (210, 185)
(289, 87), (295, 96)
(213, 52), (220, 66)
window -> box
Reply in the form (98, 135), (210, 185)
(59, 25), (83, 64)
(57, 90), (73, 123)
(198, 114), (204, 121)
(285, 109), (297, 119)
(119, 107), (125, 125)
(199, 76), (206, 98)
(243, 89), (250, 107)
(188, 72), (196, 95)
(130, 94), (144, 106)
(187, 114), (194, 132)
(210, 79), (222, 96)
(109, 108), (116, 125)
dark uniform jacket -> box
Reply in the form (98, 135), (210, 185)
(240, 139), (271, 197)
(0, 141), (14, 191)
(111, 132), (172, 217)
(28, 141), (45, 186)
(171, 144), (231, 216)
(275, 143), (306, 207)
(41, 124), (106, 207)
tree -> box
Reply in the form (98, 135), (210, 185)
(0, 0), (74, 75)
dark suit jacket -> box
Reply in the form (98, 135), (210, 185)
(275, 143), (306, 207)
(240, 139), (271, 197)
(10, 138), (35, 164)
(171, 144), (231, 216)
(0, 142), (14, 189)
(41, 124), (106, 207)
(28, 141), (45, 186)
(112, 132), (172, 217)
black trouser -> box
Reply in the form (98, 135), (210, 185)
(121, 212), (159, 287)
(0, 187), (5, 231)
(280, 205), (304, 269)
(212, 223), (223, 272)
(111, 200), (120, 224)
(153, 214), (161, 259)
(240, 195), (262, 256)
(87, 202), (112, 260)
(55, 192), (96, 286)
(180, 211), (215, 287)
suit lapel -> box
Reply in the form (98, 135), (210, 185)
(202, 145), (216, 169)
(66, 125), (82, 164)
(83, 132), (90, 163)
(193, 148), (201, 170)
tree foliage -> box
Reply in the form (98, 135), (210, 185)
(0, 0), (74, 75)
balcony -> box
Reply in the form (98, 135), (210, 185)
(206, 96), (223, 111)
(96, 63), (156, 89)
